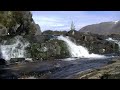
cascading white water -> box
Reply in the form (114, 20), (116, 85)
(57, 36), (105, 59)
(106, 37), (120, 50)
(0, 36), (29, 60)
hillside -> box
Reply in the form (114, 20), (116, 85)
(79, 21), (120, 35)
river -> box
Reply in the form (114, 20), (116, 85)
(0, 56), (115, 79)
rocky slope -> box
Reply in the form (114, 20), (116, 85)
(79, 21), (120, 35)
(0, 11), (41, 36)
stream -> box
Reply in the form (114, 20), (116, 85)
(0, 36), (119, 79)
(0, 56), (116, 79)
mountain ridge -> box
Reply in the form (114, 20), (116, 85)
(79, 20), (120, 35)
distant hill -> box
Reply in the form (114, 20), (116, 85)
(79, 21), (120, 35)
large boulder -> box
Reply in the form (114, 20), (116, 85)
(26, 38), (70, 61)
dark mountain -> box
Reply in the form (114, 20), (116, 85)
(79, 21), (120, 35)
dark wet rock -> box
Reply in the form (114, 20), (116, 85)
(21, 34), (71, 61)
(10, 58), (25, 64)
(0, 59), (6, 65)
(26, 38), (70, 60)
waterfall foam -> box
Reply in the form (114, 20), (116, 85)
(0, 36), (29, 60)
(57, 36), (106, 59)
(106, 37), (120, 50)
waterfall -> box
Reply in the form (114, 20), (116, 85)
(57, 36), (105, 58)
(0, 36), (29, 61)
(106, 37), (120, 50)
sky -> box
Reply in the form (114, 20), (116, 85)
(31, 11), (120, 31)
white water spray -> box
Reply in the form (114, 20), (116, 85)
(57, 36), (105, 59)
(113, 20), (119, 24)
(0, 36), (29, 60)
(106, 37), (120, 50)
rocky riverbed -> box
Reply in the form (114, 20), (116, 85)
(71, 57), (120, 79)
(0, 56), (119, 79)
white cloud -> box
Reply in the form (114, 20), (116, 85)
(33, 16), (59, 22)
(32, 15), (67, 31)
